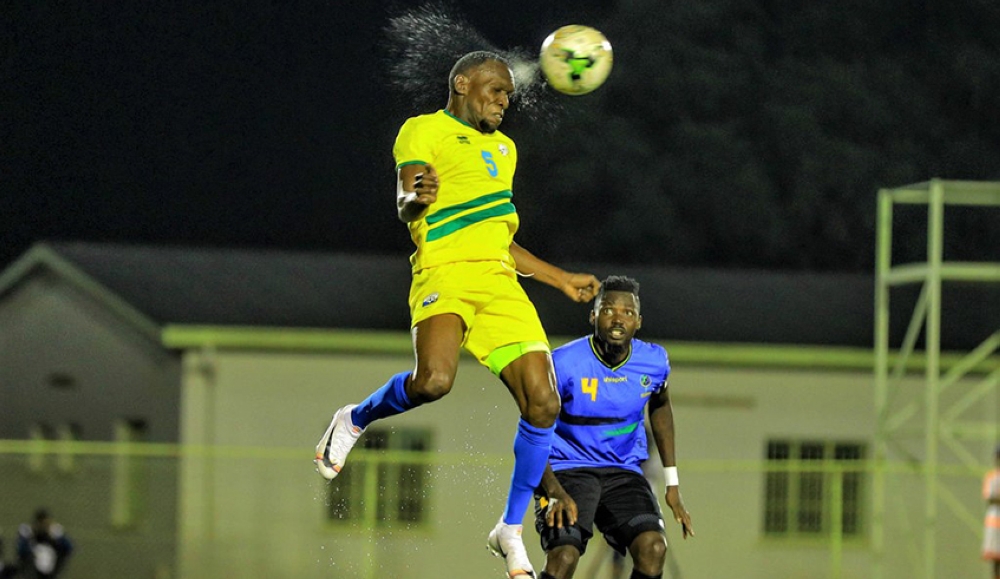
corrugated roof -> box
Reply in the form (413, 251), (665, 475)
(14, 242), (412, 329)
(1, 241), (996, 348)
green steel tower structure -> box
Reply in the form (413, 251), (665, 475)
(874, 180), (1000, 579)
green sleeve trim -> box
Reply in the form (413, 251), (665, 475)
(396, 160), (428, 171)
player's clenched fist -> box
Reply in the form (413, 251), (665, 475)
(413, 164), (438, 202)
(397, 163), (439, 221)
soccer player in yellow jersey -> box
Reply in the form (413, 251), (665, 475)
(314, 51), (601, 579)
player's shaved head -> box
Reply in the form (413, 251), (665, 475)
(446, 50), (514, 134)
(449, 51), (510, 92)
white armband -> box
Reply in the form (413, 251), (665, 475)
(664, 466), (679, 487)
(397, 174), (419, 205)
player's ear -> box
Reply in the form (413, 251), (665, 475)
(636, 315), (642, 331)
(453, 73), (470, 95)
(589, 310), (596, 326)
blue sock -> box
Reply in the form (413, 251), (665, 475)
(350, 372), (416, 430)
(503, 419), (555, 525)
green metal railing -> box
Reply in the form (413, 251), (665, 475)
(0, 440), (989, 579)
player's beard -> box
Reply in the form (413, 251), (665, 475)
(603, 341), (627, 359)
(595, 336), (628, 362)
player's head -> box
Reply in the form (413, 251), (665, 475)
(33, 508), (52, 532)
(590, 275), (642, 352)
(447, 51), (514, 134)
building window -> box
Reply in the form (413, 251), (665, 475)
(111, 419), (148, 528)
(326, 427), (432, 526)
(764, 440), (865, 537)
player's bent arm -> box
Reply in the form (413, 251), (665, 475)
(539, 463), (564, 498)
(647, 386), (678, 471)
(508, 241), (567, 285)
(509, 241), (600, 303)
(396, 163), (438, 222)
(650, 384), (695, 537)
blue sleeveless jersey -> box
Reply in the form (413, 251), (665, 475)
(549, 336), (671, 475)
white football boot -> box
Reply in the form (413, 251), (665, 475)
(487, 518), (536, 578)
(314, 404), (363, 480)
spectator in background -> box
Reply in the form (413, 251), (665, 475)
(17, 509), (73, 579)
(984, 445), (1000, 579)
(0, 526), (14, 579)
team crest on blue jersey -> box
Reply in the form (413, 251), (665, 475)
(640, 374), (655, 398)
(498, 144), (509, 156)
(422, 292), (440, 307)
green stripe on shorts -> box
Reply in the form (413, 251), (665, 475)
(486, 340), (550, 376)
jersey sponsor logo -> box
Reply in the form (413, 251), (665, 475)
(457, 135), (470, 144)
(603, 376), (627, 383)
(421, 292), (439, 307)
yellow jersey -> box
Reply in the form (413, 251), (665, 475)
(393, 110), (519, 273)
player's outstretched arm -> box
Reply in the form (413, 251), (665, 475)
(538, 463), (578, 529)
(649, 386), (694, 539)
(509, 241), (600, 303)
(396, 163), (439, 222)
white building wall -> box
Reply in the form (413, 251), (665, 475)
(177, 347), (993, 579)
(0, 271), (182, 578)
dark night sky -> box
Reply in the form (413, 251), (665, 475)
(1, 1), (612, 270)
(3, 1), (998, 273)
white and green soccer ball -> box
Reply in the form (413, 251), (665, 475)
(539, 25), (613, 95)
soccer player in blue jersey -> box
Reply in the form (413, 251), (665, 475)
(313, 51), (601, 579)
(532, 275), (693, 579)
